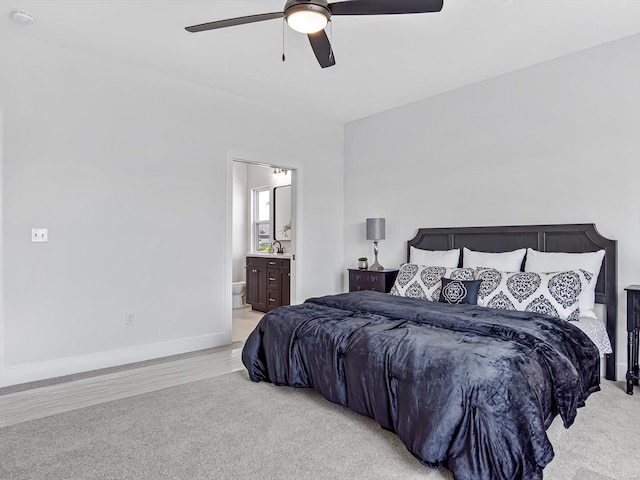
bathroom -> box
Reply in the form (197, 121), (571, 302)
(232, 161), (293, 340)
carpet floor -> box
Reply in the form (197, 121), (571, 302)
(0, 370), (638, 480)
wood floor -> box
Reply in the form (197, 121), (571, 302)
(0, 308), (263, 428)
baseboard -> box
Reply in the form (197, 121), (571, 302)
(0, 332), (228, 388)
(616, 361), (627, 383)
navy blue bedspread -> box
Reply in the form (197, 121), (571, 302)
(242, 291), (600, 480)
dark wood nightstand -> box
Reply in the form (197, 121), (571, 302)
(625, 285), (640, 394)
(348, 269), (399, 293)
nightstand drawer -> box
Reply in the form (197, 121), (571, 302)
(634, 313), (640, 330)
(349, 270), (366, 283)
(633, 295), (640, 312)
(366, 272), (383, 286)
(349, 271), (382, 284)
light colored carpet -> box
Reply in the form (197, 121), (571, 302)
(0, 371), (638, 480)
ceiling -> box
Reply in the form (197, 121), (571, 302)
(2, 0), (640, 123)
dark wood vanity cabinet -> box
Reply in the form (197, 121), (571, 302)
(246, 257), (267, 312)
(246, 256), (290, 313)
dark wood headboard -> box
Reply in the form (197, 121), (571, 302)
(408, 224), (617, 381)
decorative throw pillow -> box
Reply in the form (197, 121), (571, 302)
(409, 247), (460, 268)
(475, 268), (592, 321)
(524, 248), (605, 320)
(573, 316), (613, 356)
(390, 264), (475, 301)
(438, 278), (482, 305)
(462, 247), (527, 271)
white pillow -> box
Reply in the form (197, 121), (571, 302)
(462, 247), (526, 271)
(524, 248), (605, 319)
(409, 247), (460, 268)
(475, 268), (591, 321)
(390, 264), (475, 301)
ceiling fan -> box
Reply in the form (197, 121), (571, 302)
(185, 0), (444, 68)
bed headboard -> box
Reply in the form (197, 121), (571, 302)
(408, 223), (617, 381)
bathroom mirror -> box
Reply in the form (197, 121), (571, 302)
(274, 185), (292, 241)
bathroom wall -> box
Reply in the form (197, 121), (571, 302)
(232, 162), (248, 283)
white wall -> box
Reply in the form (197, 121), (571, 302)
(232, 162), (247, 283)
(344, 33), (640, 379)
(0, 33), (343, 386)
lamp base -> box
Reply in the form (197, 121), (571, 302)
(369, 240), (383, 270)
(368, 262), (384, 271)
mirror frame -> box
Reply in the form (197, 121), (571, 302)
(273, 185), (292, 241)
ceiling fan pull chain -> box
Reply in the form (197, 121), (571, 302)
(282, 19), (286, 62)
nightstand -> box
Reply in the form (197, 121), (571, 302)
(625, 285), (640, 395)
(348, 269), (399, 293)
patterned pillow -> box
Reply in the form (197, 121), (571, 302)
(438, 278), (482, 305)
(475, 268), (592, 321)
(390, 264), (475, 301)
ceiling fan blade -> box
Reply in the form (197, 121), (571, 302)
(185, 12), (284, 33)
(308, 30), (336, 69)
(329, 0), (443, 15)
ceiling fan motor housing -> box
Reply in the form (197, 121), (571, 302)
(284, 0), (332, 22)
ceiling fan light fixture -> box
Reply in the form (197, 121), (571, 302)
(285, 4), (329, 34)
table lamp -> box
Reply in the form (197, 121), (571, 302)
(366, 218), (385, 271)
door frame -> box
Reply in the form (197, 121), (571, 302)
(0, 109), (4, 386)
(224, 150), (302, 343)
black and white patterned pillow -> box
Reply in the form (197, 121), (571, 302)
(438, 278), (482, 305)
(475, 268), (591, 321)
(390, 264), (475, 301)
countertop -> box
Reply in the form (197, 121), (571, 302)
(246, 252), (292, 259)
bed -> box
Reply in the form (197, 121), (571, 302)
(242, 224), (617, 480)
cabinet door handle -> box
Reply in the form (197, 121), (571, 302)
(288, 273), (291, 277)
(269, 277), (276, 281)
(269, 261), (277, 265)
(269, 298), (276, 303)
(252, 269), (258, 273)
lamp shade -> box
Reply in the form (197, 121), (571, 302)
(366, 218), (386, 241)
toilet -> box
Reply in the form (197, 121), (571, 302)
(232, 281), (246, 308)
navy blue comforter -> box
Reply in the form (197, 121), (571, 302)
(242, 291), (600, 480)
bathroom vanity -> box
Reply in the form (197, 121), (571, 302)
(246, 254), (290, 312)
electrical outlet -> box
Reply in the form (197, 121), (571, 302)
(125, 312), (135, 326)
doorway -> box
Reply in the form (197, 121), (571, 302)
(225, 151), (299, 344)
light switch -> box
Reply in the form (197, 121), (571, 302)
(31, 228), (48, 243)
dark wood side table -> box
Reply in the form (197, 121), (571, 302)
(349, 269), (399, 293)
(625, 285), (640, 394)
